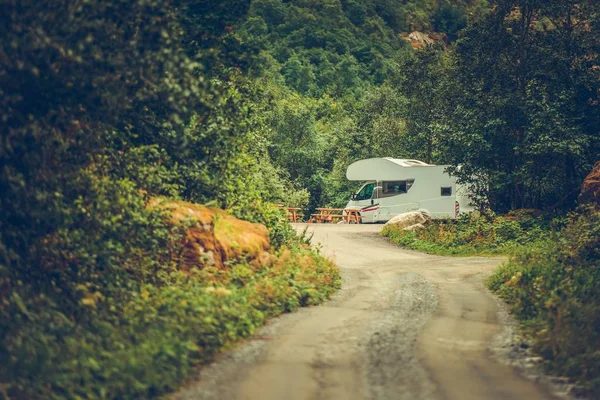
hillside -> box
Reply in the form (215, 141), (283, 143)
(240, 0), (489, 96)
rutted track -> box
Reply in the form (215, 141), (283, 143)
(173, 224), (557, 400)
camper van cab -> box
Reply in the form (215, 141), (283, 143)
(345, 158), (475, 223)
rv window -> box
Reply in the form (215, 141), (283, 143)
(356, 183), (375, 200)
(383, 181), (408, 195)
(441, 187), (452, 196)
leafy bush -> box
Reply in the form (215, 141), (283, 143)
(1, 223), (340, 399)
(433, 3), (467, 40)
(0, 3), (338, 398)
(487, 206), (600, 395)
(382, 213), (552, 256)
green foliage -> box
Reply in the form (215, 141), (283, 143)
(0, 1), (338, 398)
(0, 175), (177, 398)
(382, 213), (552, 256)
(389, 48), (452, 164)
(372, 1), (599, 212)
(4, 0), (597, 397)
(234, 0), (493, 212)
(1, 243), (340, 399)
(433, 3), (467, 40)
(440, 0), (600, 211)
(0, 0), (212, 347)
(222, 0), (494, 214)
(244, 0), (405, 97)
(487, 207), (600, 395)
(243, 0), (488, 97)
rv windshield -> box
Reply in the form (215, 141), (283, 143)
(355, 183), (375, 200)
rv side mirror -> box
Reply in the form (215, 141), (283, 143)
(371, 199), (374, 205)
(350, 193), (357, 201)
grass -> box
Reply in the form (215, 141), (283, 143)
(2, 246), (340, 400)
(381, 212), (553, 257)
(486, 207), (600, 395)
(1, 199), (340, 400)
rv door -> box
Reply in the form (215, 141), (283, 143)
(358, 182), (379, 223)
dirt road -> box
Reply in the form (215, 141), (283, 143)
(174, 224), (557, 400)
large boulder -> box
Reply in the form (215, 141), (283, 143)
(579, 162), (600, 206)
(384, 211), (431, 230)
(149, 198), (270, 271)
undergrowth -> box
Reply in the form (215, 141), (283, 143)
(381, 211), (554, 256)
(487, 206), (600, 396)
(0, 177), (340, 399)
(2, 246), (339, 400)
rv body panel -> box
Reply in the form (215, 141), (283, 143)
(345, 158), (475, 223)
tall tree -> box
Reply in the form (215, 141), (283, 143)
(442, 0), (600, 211)
(392, 47), (451, 164)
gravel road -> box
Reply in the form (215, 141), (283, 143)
(172, 224), (560, 400)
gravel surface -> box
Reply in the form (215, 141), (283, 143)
(171, 224), (575, 400)
(362, 273), (437, 400)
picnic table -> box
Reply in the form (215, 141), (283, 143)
(344, 208), (361, 224)
(275, 205), (303, 223)
(285, 207), (302, 223)
(310, 208), (361, 224)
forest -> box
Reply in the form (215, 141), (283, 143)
(1, 0), (599, 398)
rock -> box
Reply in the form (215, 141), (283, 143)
(401, 31), (447, 49)
(148, 198), (270, 271)
(384, 211), (430, 230)
(578, 161), (600, 206)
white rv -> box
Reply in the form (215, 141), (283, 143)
(345, 158), (475, 223)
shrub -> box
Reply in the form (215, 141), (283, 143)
(0, 2), (339, 399)
(1, 228), (340, 399)
(488, 207), (600, 395)
(382, 213), (552, 256)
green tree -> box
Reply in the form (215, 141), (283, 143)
(443, 0), (600, 211)
(0, 0), (204, 294)
(391, 48), (451, 163)
(0, 0), (262, 366)
(433, 3), (467, 40)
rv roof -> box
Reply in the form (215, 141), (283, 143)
(346, 158), (435, 181)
